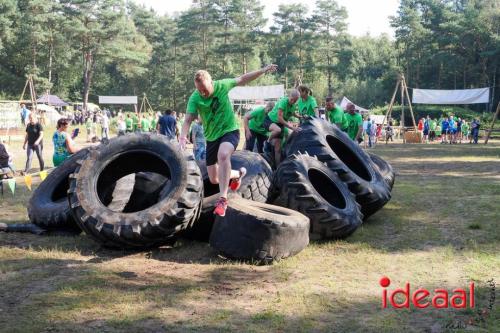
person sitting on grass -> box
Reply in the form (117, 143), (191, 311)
(243, 101), (275, 153)
(263, 89), (302, 165)
(0, 140), (16, 177)
(53, 118), (80, 167)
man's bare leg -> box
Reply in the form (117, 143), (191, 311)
(273, 138), (281, 165)
(207, 142), (240, 199)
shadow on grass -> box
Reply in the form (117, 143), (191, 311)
(0, 255), (496, 333)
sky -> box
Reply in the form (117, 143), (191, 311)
(134, 0), (400, 38)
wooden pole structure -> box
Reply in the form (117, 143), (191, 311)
(382, 76), (401, 127)
(484, 102), (500, 144)
(401, 78), (405, 143)
(402, 75), (418, 131)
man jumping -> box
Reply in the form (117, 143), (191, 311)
(180, 65), (277, 217)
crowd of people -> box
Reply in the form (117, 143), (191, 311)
(417, 115), (482, 144)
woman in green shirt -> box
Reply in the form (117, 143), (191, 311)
(52, 118), (79, 167)
(297, 85), (318, 118)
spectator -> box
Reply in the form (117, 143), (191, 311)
(20, 103), (30, 126)
(429, 117), (437, 141)
(191, 118), (206, 161)
(101, 112), (110, 140)
(440, 117), (449, 144)
(117, 115), (126, 136)
(385, 121), (394, 144)
(0, 141), (16, 177)
(448, 115), (457, 144)
(140, 114), (150, 132)
(53, 118), (79, 166)
(423, 115), (430, 143)
(369, 120), (377, 148)
(457, 117), (463, 144)
(462, 120), (469, 142)
(470, 118), (480, 144)
(125, 114), (133, 133)
(22, 113), (44, 174)
(85, 117), (93, 142)
(363, 116), (370, 148)
(157, 109), (177, 141)
(132, 112), (140, 132)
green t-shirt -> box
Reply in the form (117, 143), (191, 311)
(430, 120), (437, 131)
(140, 118), (150, 132)
(268, 97), (298, 123)
(462, 123), (469, 133)
(85, 119), (92, 129)
(297, 95), (318, 117)
(248, 106), (268, 135)
(186, 78), (238, 142)
(125, 118), (133, 130)
(327, 106), (344, 125)
(132, 115), (139, 131)
(343, 112), (363, 140)
(150, 117), (157, 130)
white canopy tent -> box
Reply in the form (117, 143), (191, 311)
(339, 96), (370, 115)
(229, 85), (285, 114)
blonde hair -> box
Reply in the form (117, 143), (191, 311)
(194, 70), (212, 83)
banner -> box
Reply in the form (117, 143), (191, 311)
(40, 170), (48, 181)
(412, 88), (490, 104)
(7, 179), (15, 195)
(24, 175), (32, 191)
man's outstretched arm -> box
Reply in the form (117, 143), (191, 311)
(235, 64), (277, 86)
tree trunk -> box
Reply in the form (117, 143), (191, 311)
(242, 53), (247, 74)
(173, 42), (177, 110)
(82, 51), (94, 112)
(48, 35), (53, 93)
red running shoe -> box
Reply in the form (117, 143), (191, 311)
(229, 167), (247, 191)
(213, 197), (228, 217)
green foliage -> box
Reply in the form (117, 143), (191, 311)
(0, 0), (497, 114)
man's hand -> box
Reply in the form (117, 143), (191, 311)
(22, 144), (26, 150)
(179, 136), (188, 150)
(263, 64), (278, 74)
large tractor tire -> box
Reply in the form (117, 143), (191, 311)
(209, 195), (310, 263)
(367, 153), (395, 190)
(68, 133), (203, 249)
(197, 150), (273, 203)
(273, 153), (363, 240)
(27, 149), (90, 233)
(285, 117), (391, 218)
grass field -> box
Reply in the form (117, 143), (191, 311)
(1, 134), (499, 332)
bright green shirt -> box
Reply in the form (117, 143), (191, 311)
(343, 112), (363, 140)
(268, 96), (298, 123)
(462, 123), (469, 133)
(297, 95), (318, 117)
(132, 115), (139, 131)
(327, 106), (344, 125)
(85, 119), (92, 129)
(125, 118), (133, 130)
(248, 106), (267, 135)
(140, 118), (150, 132)
(150, 117), (157, 131)
(186, 78), (238, 142)
(430, 120), (437, 131)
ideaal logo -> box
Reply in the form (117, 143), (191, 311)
(379, 276), (475, 309)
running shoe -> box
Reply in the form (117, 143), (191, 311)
(213, 197), (228, 217)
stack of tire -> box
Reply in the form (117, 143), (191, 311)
(23, 117), (395, 262)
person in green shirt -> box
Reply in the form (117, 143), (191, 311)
(243, 102), (275, 153)
(85, 117), (93, 142)
(140, 115), (150, 132)
(429, 118), (437, 141)
(343, 103), (363, 142)
(125, 114), (133, 133)
(132, 113), (139, 132)
(180, 65), (278, 217)
(297, 85), (318, 118)
(263, 90), (302, 164)
(325, 96), (344, 128)
(150, 114), (157, 133)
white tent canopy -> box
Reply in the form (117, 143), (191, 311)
(412, 88), (490, 104)
(98, 96), (138, 104)
(340, 96), (370, 115)
(229, 85), (284, 101)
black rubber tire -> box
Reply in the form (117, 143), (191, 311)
(27, 149), (90, 233)
(284, 117), (391, 218)
(367, 153), (395, 190)
(180, 193), (220, 242)
(197, 150), (273, 203)
(67, 133), (203, 249)
(273, 153), (363, 240)
(209, 195), (310, 263)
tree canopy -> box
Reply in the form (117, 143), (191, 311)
(0, 0), (498, 112)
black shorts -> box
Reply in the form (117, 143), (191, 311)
(263, 115), (284, 132)
(206, 130), (240, 166)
